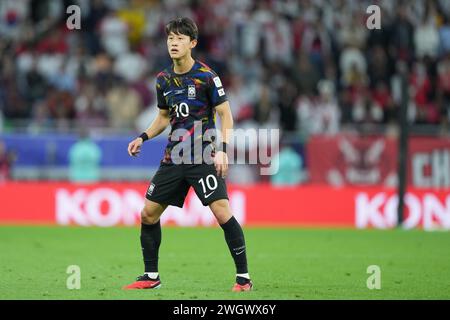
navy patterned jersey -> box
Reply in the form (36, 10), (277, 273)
(156, 60), (228, 165)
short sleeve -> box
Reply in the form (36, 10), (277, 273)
(207, 73), (228, 107)
(156, 74), (169, 110)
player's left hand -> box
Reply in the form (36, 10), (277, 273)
(214, 151), (228, 178)
(128, 137), (143, 157)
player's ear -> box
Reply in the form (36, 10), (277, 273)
(190, 39), (197, 49)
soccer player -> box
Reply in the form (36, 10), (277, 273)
(123, 17), (252, 292)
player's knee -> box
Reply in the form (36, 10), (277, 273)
(211, 200), (227, 212)
(141, 207), (159, 225)
(210, 200), (232, 224)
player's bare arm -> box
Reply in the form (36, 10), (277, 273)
(214, 101), (233, 178)
(127, 109), (170, 157)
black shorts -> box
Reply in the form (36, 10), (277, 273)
(145, 164), (229, 207)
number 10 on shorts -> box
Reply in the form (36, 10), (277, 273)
(198, 174), (218, 198)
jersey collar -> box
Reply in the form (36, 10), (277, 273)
(170, 60), (199, 77)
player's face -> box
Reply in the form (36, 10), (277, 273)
(167, 32), (197, 59)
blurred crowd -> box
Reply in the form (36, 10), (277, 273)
(0, 0), (450, 137)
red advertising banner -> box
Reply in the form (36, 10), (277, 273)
(409, 137), (450, 188)
(0, 182), (449, 230)
(307, 135), (398, 186)
(307, 135), (450, 188)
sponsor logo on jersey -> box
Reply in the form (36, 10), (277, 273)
(188, 85), (196, 99)
(218, 88), (225, 97)
(213, 76), (222, 88)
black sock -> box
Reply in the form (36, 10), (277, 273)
(140, 221), (161, 273)
(220, 216), (249, 275)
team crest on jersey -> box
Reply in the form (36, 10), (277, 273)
(147, 183), (155, 196)
(188, 85), (196, 99)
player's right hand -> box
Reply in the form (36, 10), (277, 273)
(128, 138), (143, 157)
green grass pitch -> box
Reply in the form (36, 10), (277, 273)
(1, 226), (450, 300)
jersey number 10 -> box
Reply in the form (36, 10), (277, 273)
(173, 102), (189, 118)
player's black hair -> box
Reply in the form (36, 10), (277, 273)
(165, 17), (198, 40)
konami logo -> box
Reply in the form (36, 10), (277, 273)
(56, 188), (245, 227)
(355, 192), (450, 230)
